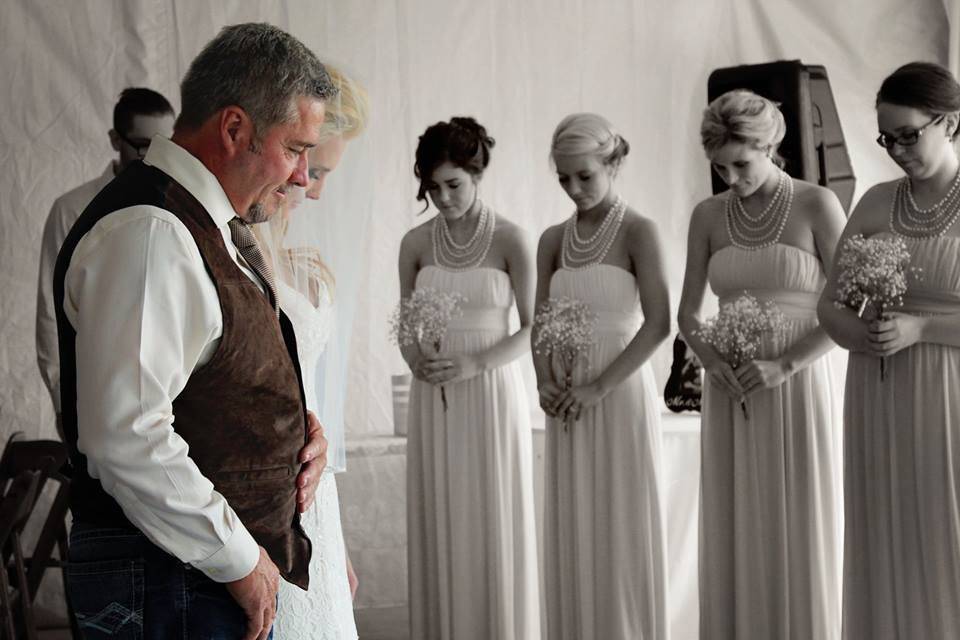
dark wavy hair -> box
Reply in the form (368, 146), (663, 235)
(877, 61), (960, 138)
(414, 116), (495, 205)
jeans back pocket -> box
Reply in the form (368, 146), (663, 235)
(67, 558), (144, 638)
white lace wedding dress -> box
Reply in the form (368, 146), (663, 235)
(275, 279), (358, 640)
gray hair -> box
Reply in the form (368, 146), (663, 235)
(175, 23), (337, 137)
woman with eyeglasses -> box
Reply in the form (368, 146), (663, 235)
(679, 90), (846, 640)
(817, 61), (960, 639)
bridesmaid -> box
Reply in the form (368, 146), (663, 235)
(534, 113), (671, 639)
(678, 90), (845, 640)
(817, 62), (960, 639)
(398, 117), (540, 640)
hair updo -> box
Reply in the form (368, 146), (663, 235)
(700, 89), (786, 162)
(550, 113), (630, 173)
(414, 116), (495, 204)
(877, 61), (960, 139)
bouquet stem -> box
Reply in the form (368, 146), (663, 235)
(440, 385), (448, 412)
(739, 397), (749, 420)
(856, 296), (887, 381)
(563, 372), (572, 433)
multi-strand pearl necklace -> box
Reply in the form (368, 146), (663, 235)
(432, 202), (495, 271)
(725, 170), (794, 250)
(561, 195), (626, 269)
(890, 169), (960, 238)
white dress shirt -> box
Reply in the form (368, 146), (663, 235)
(63, 136), (267, 583)
(36, 164), (115, 413)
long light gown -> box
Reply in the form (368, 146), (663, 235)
(275, 279), (358, 640)
(700, 243), (842, 640)
(544, 263), (668, 640)
(843, 234), (960, 639)
(407, 265), (540, 640)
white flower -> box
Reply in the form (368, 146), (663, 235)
(389, 288), (467, 349)
(833, 234), (920, 315)
(533, 297), (597, 367)
(695, 293), (786, 368)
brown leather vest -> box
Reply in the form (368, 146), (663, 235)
(54, 160), (311, 588)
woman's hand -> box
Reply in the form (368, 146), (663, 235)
(735, 359), (788, 396)
(410, 356), (453, 384)
(702, 356), (744, 400)
(538, 381), (565, 417)
(413, 354), (481, 385)
(867, 312), (926, 357)
(552, 382), (606, 422)
(440, 354), (482, 384)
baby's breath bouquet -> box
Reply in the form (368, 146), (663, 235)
(533, 297), (598, 431)
(833, 234), (918, 380)
(695, 293), (786, 419)
(390, 287), (467, 411)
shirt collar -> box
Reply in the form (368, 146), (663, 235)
(142, 135), (238, 229)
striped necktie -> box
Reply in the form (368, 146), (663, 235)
(228, 217), (279, 317)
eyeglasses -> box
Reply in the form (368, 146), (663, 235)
(116, 131), (153, 156)
(876, 114), (944, 149)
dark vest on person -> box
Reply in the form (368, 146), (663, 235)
(53, 160), (312, 589)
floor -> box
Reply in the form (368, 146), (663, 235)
(355, 606), (409, 640)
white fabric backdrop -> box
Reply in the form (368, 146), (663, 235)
(1, 0), (949, 446)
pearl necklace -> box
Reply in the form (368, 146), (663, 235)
(432, 202), (495, 271)
(725, 170), (794, 250)
(561, 195), (626, 269)
(890, 169), (960, 238)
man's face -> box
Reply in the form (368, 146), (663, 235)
(111, 113), (175, 170)
(236, 96), (326, 223)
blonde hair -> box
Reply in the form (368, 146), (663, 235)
(318, 65), (369, 143)
(550, 112), (630, 172)
(700, 89), (786, 158)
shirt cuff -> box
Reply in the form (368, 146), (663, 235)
(190, 522), (260, 583)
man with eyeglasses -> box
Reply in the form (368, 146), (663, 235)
(36, 87), (174, 438)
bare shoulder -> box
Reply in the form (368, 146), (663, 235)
(538, 221), (566, 248)
(401, 217), (432, 241)
(492, 213), (529, 245)
(848, 179), (899, 231)
(792, 180), (844, 221)
(399, 217), (433, 255)
(691, 193), (724, 222)
(685, 193), (726, 241)
(793, 179), (839, 207)
(622, 207), (662, 244)
(856, 179), (899, 208)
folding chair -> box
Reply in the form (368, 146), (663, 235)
(0, 469), (43, 640)
(0, 432), (76, 638)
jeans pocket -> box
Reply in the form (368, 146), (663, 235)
(66, 558), (144, 638)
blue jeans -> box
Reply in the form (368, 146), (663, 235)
(67, 521), (272, 639)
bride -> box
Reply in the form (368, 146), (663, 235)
(255, 65), (368, 640)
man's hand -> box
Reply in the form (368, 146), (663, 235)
(297, 411), (328, 513)
(225, 546), (280, 640)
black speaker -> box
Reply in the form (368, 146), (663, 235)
(707, 60), (856, 213)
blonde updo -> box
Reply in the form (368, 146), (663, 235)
(550, 112), (630, 173)
(700, 90), (786, 161)
(318, 64), (369, 143)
